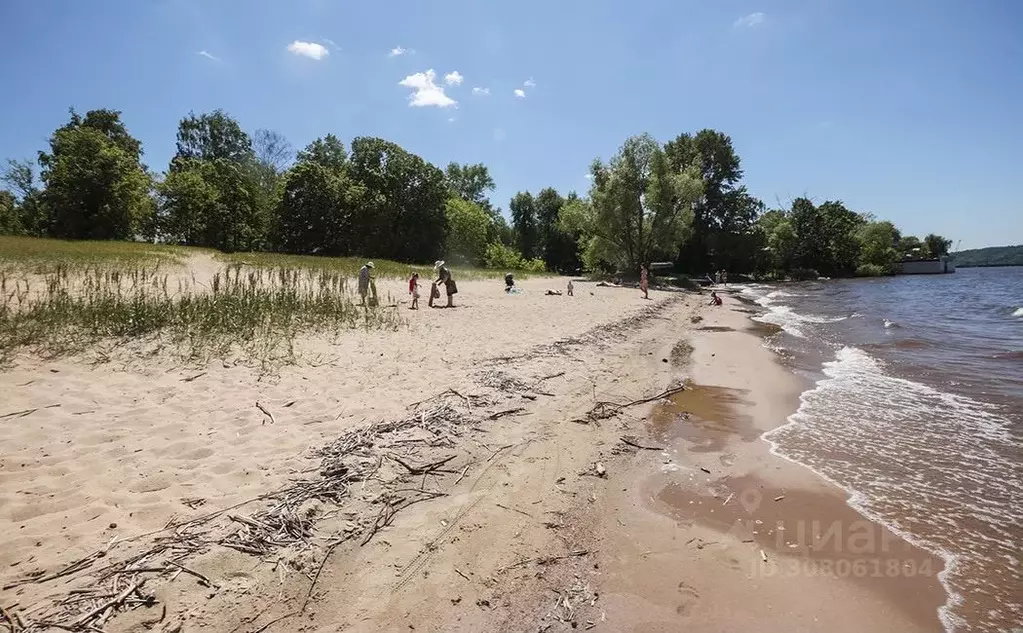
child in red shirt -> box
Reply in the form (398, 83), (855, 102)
(408, 272), (420, 310)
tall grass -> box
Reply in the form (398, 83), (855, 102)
(0, 264), (403, 366)
(217, 251), (553, 280)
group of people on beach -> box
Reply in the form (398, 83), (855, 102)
(407, 261), (457, 310)
(358, 260), (458, 310)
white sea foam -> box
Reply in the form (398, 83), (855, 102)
(764, 346), (1020, 632)
(1012, 307), (1023, 318)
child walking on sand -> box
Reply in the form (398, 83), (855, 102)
(408, 272), (420, 310)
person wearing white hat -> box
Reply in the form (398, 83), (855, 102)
(433, 260), (457, 308)
(358, 261), (376, 306)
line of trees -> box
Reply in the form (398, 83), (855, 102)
(0, 107), (951, 279)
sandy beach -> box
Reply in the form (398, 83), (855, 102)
(0, 271), (947, 632)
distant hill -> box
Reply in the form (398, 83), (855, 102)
(954, 245), (1023, 267)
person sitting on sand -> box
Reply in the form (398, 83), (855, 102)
(505, 272), (515, 293)
(408, 272), (420, 310)
(545, 289), (562, 296)
(358, 262), (376, 306)
(710, 291), (723, 306)
(640, 264), (649, 300)
(567, 280), (574, 296)
(434, 261), (457, 308)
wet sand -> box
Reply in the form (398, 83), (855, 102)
(592, 295), (947, 632)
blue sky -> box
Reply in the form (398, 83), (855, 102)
(0, 0), (1020, 250)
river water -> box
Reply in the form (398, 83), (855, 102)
(736, 267), (1022, 632)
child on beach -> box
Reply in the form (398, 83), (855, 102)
(567, 280), (574, 296)
(710, 291), (723, 306)
(408, 272), (420, 310)
(640, 264), (649, 299)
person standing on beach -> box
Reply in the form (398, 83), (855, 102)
(640, 264), (649, 300)
(358, 262), (376, 306)
(408, 272), (420, 310)
(722, 270), (729, 284)
(434, 260), (457, 308)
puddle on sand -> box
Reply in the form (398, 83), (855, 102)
(745, 320), (782, 337)
(648, 385), (758, 453)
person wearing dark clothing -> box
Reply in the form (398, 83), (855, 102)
(434, 260), (457, 307)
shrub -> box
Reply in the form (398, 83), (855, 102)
(788, 267), (819, 281)
(855, 263), (889, 277)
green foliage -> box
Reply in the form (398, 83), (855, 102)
(174, 109), (253, 164)
(856, 220), (900, 274)
(347, 137), (448, 263)
(445, 162), (495, 208)
(483, 242), (546, 273)
(443, 197), (491, 265)
(0, 191), (21, 235)
(273, 137), (371, 255)
(37, 109), (153, 240)
(855, 263), (888, 277)
(570, 134), (702, 273)
(0, 264), (402, 366)
(923, 234), (952, 259)
(665, 129), (753, 272)
(953, 244), (1022, 267)
(509, 191), (539, 260)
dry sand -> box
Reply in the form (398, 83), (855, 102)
(0, 270), (947, 632)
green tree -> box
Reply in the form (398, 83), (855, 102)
(157, 162), (218, 245)
(1, 159), (49, 236)
(897, 235), (924, 259)
(856, 220), (900, 275)
(509, 192), (539, 260)
(563, 134), (702, 273)
(664, 129), (746, 272)
(444, 197), (491, 265)
(38, 109), (153, 240)
(173, 110), (253, 164)
(273, 146), (371, 255)
(445, 162), (495, 208)
(0, 190), (20, 235)
(297, 134), (347, 169)
(923, 234), (952, 258)
(819, 200), (865, 276)
(347, 137), (448, 262)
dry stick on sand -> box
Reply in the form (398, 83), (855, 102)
(0, 403), (60, 419)
(0, 604), (20, 633)
(256, 401), (276, 425)
(588, 385), (685, 421)
(498, 550), (590, 574)
(620, 437), (664, 451)
(388, 454), (457, 475)
(71, 580), (144, 628)
(165, 561), (218, 589)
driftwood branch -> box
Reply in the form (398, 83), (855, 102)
(620, 437), (664, 451)
(256, 401), (276, 425)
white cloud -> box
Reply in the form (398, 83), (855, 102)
(197, 50), (221, 62)
(288, 41), (329, 60)
(734, 12), (766, 28)
(399, 69), (457, 108)
(322, 37), (340, 51)
(448, 117), (457, 123)
(472, 87), (490, 96)
(584, 173), (593, 180)
(523, 78), (536, 88)
(389, 46), (408, 57)
(513, 88), (526, 99)
(444, 71), (464, 86)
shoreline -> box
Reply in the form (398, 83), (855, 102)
(0, 281), (951, 632)
(592, 293), (948, 631)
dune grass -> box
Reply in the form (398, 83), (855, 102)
(0, 262), (403, 366)
(0, 235), (192, 274)
(216, 251), (552, 280)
